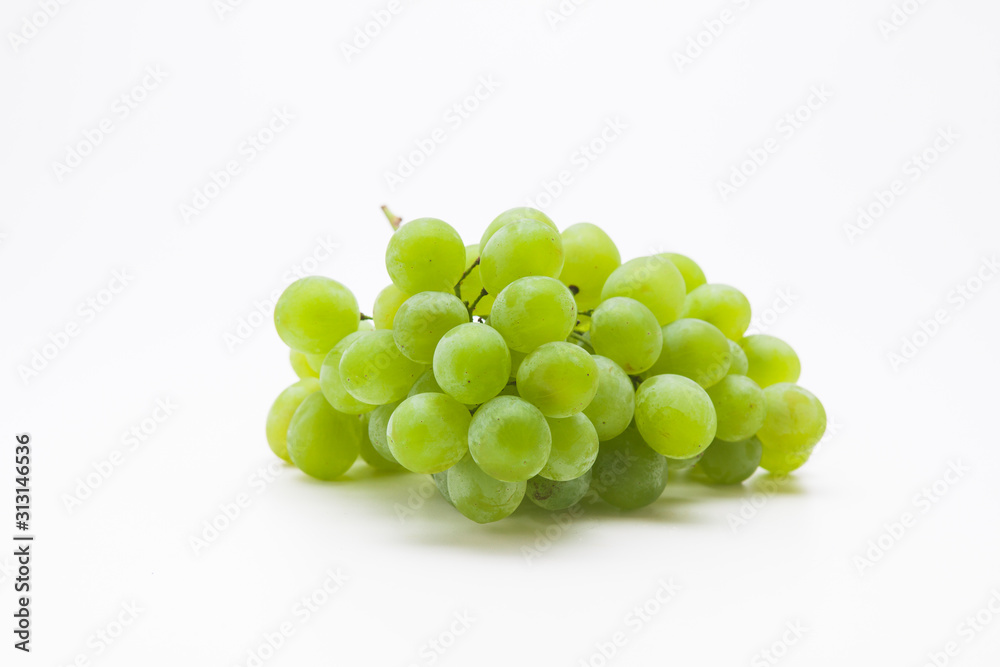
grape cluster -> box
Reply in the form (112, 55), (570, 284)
(266, 208), (827, 523)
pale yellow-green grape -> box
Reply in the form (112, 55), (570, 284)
(432, 472), (454, 506)
(358, 320), (375, 332)
(286, 393), (362, 480)
(695, 437), (762, 484)
(643, 318), (731, 388)
(367, 401), (402, 463)
(516, 342), (599, 418)
(392, 291), (470, 363)
(304, 352), (326, 375)
(740, 335), (801, 388)
(759, 445), (813, 476)
(479, 207), (557, 249)
(559, 223), (621, 311)
(339, 330), (425, 404)
(459, 244), (494, 316)
(358, 413), (403, 471)
(385, 217), (466, 294)
(274, 276), (359, 354)
(666, 453), (704, 475)
(681, 284), (752, 341)
(591, 425), (669, 510)
(447, 456), (527, 523)
(289, 349), (318, 379)
(490, 276), (578, 353)
(589, 297), (662, 374)
(527, 471), (592, 511)
(660, 252), (707, 293)
(373, 284), (410, 330)
(319, 332), (377, 414)
(497, 383), (520, 397)
(480, 219), (564, 295)
(407, 369), (445, 396)
(635, 374), (717, 459)
(567, 331), (595, 354)
(756, 383), (826, 452)
(468, 396), (551, 482)
(433, 323), (510, 404)
(705, 375), (766, 442)
(539, 414), (599, 481)
(582, 356), (635, 441)
(265, 378), (321, 463)
(509, 348), (526, 378)
(387, 393), (471, 474)
(600, 255), (686, 326)
(727, 340), (749, 376)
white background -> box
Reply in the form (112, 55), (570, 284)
(3, 1), (1000, 665)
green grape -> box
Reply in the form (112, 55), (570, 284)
(497, 383), (520, 397)
(705, 375), (766, 442)
(567, 332), (595, 354)
(661, 252), (706, 293)
(387, 393), (471, 474)
(509, 348), (527, 378)
(695, 437), (762, 484)
(459, 244), (494, 316)
(286, 393), (362, 480)
(589, 297), (662, 374)
(591, 426), (669, 510)
(367, 401), (402, 463)
(385, 218), (466, 294)
(756, 383), (826, 452)
(432, 471), (454, 506)
(490, 276), (577, 353)
(666, 452), (703, 475)
(480, 219), (564, 295)
(643, 318), (731, 388)
(516, 342), (599, 418)
(265, 378), (321, 463)
(289, 349), (318, 379)
(358, 413), (403, 471)
(559, 223), (621, 311)
(527, 471), (592, 511)
(759, 445), (813, 476)
(274, 276), (359, 354)
(339, 330), (425, 405)
(539, 414), (599, 481)
(634, 374), (717, 459)
(681, 284), (752, 341)
(373, 284), (410, 330)
(600, 255), (686, 326)
(392, 291), (470, 363)
(304, 352), (326, 375)
(583, 356), (635, 441)
(319, 331), (377, 415)
(433, 323), (510, 404)
(740, 335), (801, 388)
(480, 207), (557, 250)
(468, 396), (551, 482)
(447, 456), (526, 523)
(407, 369), (445, 396)
(358, 320), (375, 332)
(727, 340), (749, 376)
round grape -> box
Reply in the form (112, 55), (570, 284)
(741, 335), (801, 388)
(265, 378), (320, 463)
(433, 323), (510, 404)
(385, 217), (465, 294)
(468, 396), (551, 482)
(516, 342), (599, 418)
(392, 291), (470, 363)
(661, 252), (706, 293)
(601, 255), (686, 326)
(286, 393), (362, 480)
(681, 284), (752, 341)
(539, 413), (599, 481)
(480, 207), (556, 249)
(589, 296), (662, 374)
(490, 276), (577, 353)
(705, 374), (766, 442)
(582, 356), (635, 441)
(643, 318), (731, 388)
(591, 426), (669, 510)
(447, 456), (526, 523)
(634, 374), (717, 459)
(480, 219), (564, 295)
(339, 330), (425, 405)
(527, 471), (592, 511)
(373, 284), (410, 330)
(387, 393), (471, 474)
(320, 331), (378, 415)
(274, 276), (359, 355)
(695, 437), (762, 484)
(559, 223), (621, 310)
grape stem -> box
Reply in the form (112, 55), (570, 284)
(381, 205), (402, 231)
(360, 313), (373, 321)
(567, 331), (589, 346)
(628, 375), (642, 390)
(468, 288), (488, 315)
(578, 309), (595, 318)
(454, 256), (480, 298)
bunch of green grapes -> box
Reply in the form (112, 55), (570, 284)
(263, 207), (827, 523)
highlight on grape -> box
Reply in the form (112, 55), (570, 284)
(263, 206), (827, 523)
